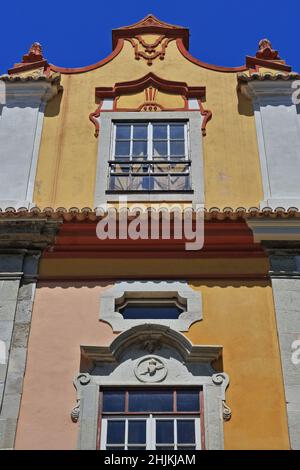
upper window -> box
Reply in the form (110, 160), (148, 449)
(108, 121), (191, 192)
(116, 296), (186, 320)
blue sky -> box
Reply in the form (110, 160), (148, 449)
(1, 0), (299, 73)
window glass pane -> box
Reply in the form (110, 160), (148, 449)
(133, 125), (147, 139)
(119, 304), (184, 319)
(106, 446), (125, 450)
(128, 446), (147, 450)
(132, 141), (147, 157)
(103, 391), (126, 412)
(178, 446), (196, 450)
(170, 141), (185, 156)
(177, 391), (200, 412)
(156, 420), (174, 444)
(115, 141), (130, 156)
(153, 176), (169, 191)
(107, 420), (125, 444)
(170, 124), (185, 140)
(128, 420), (146, 444)
(128, 390), (173, 412)
(154, 141), (168, 157)
(131, 163), (149, 174)
(170, 175), (190, 191)
(177, 420), (196, 444)
(109, 176), (130, 191)
(129, 175), (152, 191)
(156, 446), (175, 450)
(116, 125), (131, 140)
(153, 124), (168, 140)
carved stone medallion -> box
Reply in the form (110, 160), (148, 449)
(134, 356), (167, 383)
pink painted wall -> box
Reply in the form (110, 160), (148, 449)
(15, 282), (115, 450)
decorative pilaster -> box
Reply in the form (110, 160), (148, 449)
(264, 243), (300, 450)
(239, 73), (300, 210)
(0, 58), (61, 209)
(0, 218), (61, 449)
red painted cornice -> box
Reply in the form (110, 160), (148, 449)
(49, 39), (124, 74)
(112, 14), (189, 50)
(176, 39), (248, 73)
(95, 72), (206, 100)
(246, 55), (292, 72)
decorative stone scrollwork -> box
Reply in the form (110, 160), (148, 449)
(212, 372), (229, 388)
(77, 373), (91, 386)
(222, 401), (232, 422)
(212, 372), (232, 421)
(71, 400), (80, 423)
(70, 373), (91, 423)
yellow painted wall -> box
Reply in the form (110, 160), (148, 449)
(187, 281), (289, 449)
(34, 38), (263, 209)
(116, 89), (186, 110)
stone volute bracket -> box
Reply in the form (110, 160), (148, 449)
(212, 372), (232, 421)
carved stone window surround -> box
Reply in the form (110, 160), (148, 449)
(71, 324), (231, 450)
(99, 280), (202, 332)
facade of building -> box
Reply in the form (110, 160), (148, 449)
(0, 15), (299, 450)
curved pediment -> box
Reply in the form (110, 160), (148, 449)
(94, 72), (205, 113)
(81, 323), (222, 364)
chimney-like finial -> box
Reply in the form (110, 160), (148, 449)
(22, 42), (45, 63)
(256, 38), (280, 60)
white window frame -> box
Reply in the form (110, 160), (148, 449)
(112, 121), (189, 162)
(109, 121), (191, 193)
(94, 111), (204, 205)
(100, 415), (201, 450)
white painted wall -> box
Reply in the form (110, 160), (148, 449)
(0, 80), (58, 209)
(243, 80), (300, 209)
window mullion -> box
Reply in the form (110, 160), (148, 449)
(195, 417), (201, 450)
(148, 122), (152, 161)
(112, 123), (116, 161)
(130, 124), (133, 161)
(174, 418), (178, 451)
(167, 124), (170, 161)
(148, 414), (155, 451)
(125, 418), (129, 451)
(100, 418), (107, 450)
(185, 122), (189, 161)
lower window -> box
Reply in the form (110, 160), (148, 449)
(98, 389), (204, 450)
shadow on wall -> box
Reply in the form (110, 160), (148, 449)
(237, 89), (254, 117)
(45, 87), (63, 117)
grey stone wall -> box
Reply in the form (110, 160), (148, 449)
(0, 217), (60, 449)
(0, 251), (39, 449)
(269, 253), (300, 450)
